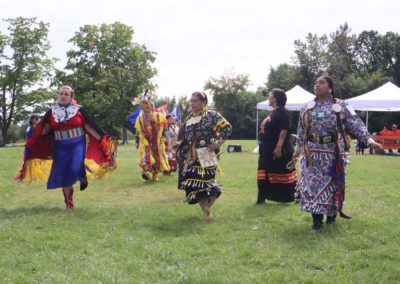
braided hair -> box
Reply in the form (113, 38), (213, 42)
(321, 75), (335, 102)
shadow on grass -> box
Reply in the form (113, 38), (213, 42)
(148, 214), (208, 236)
(243, 201), (294, 218)
(0, 206), (94, 219)
(240, 202), (354, 250)
(277, 216), (353, 252)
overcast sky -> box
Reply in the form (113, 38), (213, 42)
(1, 0), (400, 98)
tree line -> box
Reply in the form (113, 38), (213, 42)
(1, 18), (399, 145)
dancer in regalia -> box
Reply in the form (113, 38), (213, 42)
(16, 86), (117, 210)
(176, 91), (232, 219)
(134, 92), (170, 181)
(164, 114), (179, 172)
(293, 76), (381, 231)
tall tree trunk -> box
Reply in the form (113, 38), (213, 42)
(122, 124), (128, 145)
(1, 126), (8, 146)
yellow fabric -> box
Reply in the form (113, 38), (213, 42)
(20, 158), (114, 183)
(21, 159), (53, 183)
(84, 158), (110, 179)
(213, 118), (230, 132)
(135, 112), (170, 173)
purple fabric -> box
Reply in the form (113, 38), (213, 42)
(296, 99), (370, 217)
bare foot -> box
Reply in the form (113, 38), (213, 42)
(203, 208), (212, 220)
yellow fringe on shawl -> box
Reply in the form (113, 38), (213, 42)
(84, 158), (116, 179)
(19, 158), (115, 183)
(21, 159), (53, 183)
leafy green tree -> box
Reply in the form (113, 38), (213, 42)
(205, 72), (250, 115)
(265, 24), (400, 133)
(0, 17), (55, 145)
(266, 63), (301, 90)
(205, 73), (263, 139)
(293, 33), (329, 91)
(354, 30), (384, 74)
(380, 32), (400, 85)
(326, 23), (359, 98)
(265, 63), (302, 91)
(62, 22), (157, 143)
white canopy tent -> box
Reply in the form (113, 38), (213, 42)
(256, 85), (315, 139)
(346, 82), (400, 111)
(256, 85), (315, 111)
(346, 82), (400, 129)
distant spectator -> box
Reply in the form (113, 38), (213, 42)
(26, 115), (39, 140)
(355, 139), (367, 155)
(388, 124), (400, 153)
(379, 126), (390, 136)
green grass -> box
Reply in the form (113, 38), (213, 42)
(1, 140), (399, 283)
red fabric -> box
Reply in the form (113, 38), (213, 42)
(141, 118), (161, 170)
(257, 170), (267, 180)
(168, 160), (177, 171)
(267, 171), (298, 184)
(86, 135), (114, 165)
(85, 136), (104, 164)
(48, 111), (84, 131)
(372, 134), (400, 150)
(379, 129), (392, 135)
(379, 128), (400, 135)
(25, 119), (53, 160)
(25, 109), (110, 164)
(155, 104), (167, 114)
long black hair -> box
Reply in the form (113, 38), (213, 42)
(322, 75), (335, 99)
(29, 115), (39, 126)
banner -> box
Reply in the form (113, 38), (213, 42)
(155, 104), (167, 116)
(171, 104), (181, 123)
(372, 135), (400, 149)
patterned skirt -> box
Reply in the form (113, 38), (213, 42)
(47, 136), (86, 189)
(179, 160), (222, 205)
(296, 148), (349, 216)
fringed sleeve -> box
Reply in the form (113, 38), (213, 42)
(212, 112), (232, 140)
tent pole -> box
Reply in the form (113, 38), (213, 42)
(366, 111), (369, 131)
(256, 108), (259, 141)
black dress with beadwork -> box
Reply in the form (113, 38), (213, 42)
(176, 109), (232, 204)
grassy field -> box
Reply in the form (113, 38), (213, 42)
(0, 140), (399, 283)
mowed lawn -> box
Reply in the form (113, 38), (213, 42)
(0, 140), (399, 283)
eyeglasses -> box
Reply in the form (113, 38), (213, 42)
(190, 99), (201, 103)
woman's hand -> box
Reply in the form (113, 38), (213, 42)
(208, 140), (224, 152)
(368, 138), (382, 150)
(41, 124), (51, 136)
(273, 145), (282, 159)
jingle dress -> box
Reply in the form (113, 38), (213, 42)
(176, 109), (232, 204)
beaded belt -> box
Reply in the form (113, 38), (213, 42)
(308, 134), (336, 144)
(54, 127), (84, 141)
